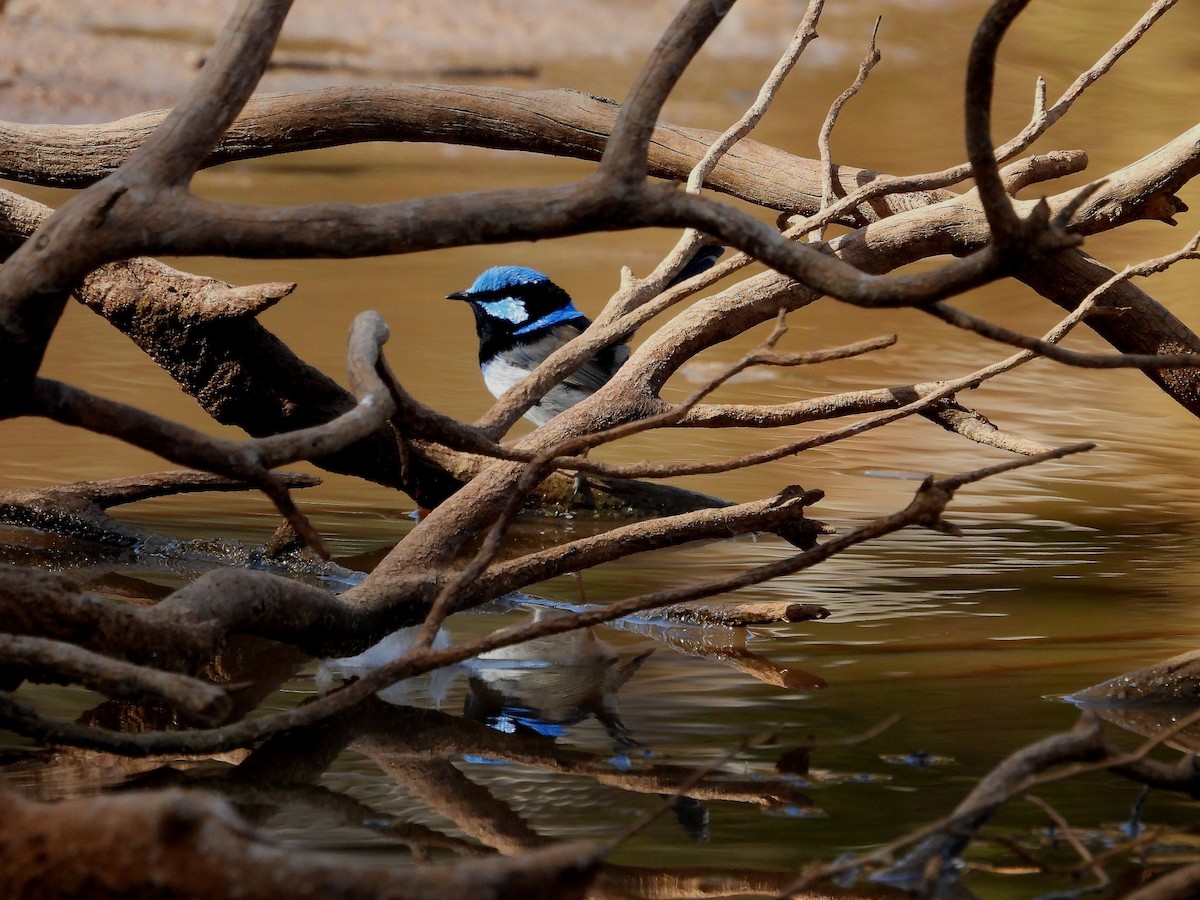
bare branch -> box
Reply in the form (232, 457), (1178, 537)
(478, 7), (843, 435)
(687, 2), (824, 194)
(996, 0), (1179, 156)
(789, 0), (1179, 237)
(929, 231), (1200, 368)
(0, 0), (295, 409)
(965, 0), (1034, 245)
(24, 312), (396, 556)
(0, 471), (319, 547)
(599, 0), (733, 187)
(817, 17), (882, 228)
(0, 634), (231, 724)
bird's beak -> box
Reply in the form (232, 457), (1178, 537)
(445, 290), (469, 301)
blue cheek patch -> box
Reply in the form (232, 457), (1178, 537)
(480, 296), (529, 324)
(514, 305), (587, 335)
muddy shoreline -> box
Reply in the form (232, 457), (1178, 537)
(0, 0), (792, 124)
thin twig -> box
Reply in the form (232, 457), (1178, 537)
(483, 1), (826, 433)
(815, 17), (882, 238)
(787, 0), (1180, 237)
(688, 1), (825, 194)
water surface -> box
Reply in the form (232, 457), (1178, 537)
(3, 1), (1200, 896)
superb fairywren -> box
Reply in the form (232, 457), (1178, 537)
(446, 266), (629, 426)
(446, 247), (722, 427)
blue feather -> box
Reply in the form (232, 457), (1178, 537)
(468, 265), (550, 294)
(448, 264), (631, 427)
(513, 305), (586, 335)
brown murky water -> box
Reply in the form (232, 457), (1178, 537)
(3, 1), (1200, 896)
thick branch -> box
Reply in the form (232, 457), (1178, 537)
(0, 86), (930, 225)
(0, 786), (597, 900)
(467, 486), (825, 602)
(0, 471), (320, 547)
(0, 0), (294, 409)
(0, 634), (231, 723)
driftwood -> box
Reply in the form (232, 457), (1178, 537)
(1, 0), (1200, 895)
(0, 785), (599, 900)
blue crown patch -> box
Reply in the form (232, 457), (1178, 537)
(469, 265), (550, 294)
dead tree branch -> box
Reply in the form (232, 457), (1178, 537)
(23, 311), (397, 555)
(0, 785), (599, 900)
(0, 443), (1092, 757)
(0, 471), (320, 547)
(816, 16), (882, 231)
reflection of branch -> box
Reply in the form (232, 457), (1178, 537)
(346, 703), (812, 812)
(496, 593), (830, 689)
(1124, 862), (1200, 900)
(613, 625), (827, 692)
(0, 443), (1093, 757)
(782, 708), (1200, 897)
(240, 697), (813, 833)
(369, 755), (546, 854)
(214, 778), (488, 858)
(1025, 794), (1109, 893)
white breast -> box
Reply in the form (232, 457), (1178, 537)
(481, 358), (594, 426)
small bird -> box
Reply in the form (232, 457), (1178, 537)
(445, 265), (629, 426)
(447, 248), (722, 427)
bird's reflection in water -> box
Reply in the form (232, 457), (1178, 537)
(317, 610), (652, 750)
(463, 610), (652, 751)
(318, 611), (718, 841)
(314, 626), (460, 708)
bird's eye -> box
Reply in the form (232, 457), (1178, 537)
(481, 297), (529, 324)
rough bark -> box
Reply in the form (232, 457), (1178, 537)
(0, 85), (942, 225)
(0, 785), (598, 900)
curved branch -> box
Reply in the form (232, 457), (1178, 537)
(600, 0), (732, 186)
(964, 0), (1031, 243)
(129, 0), (292, 186)
(24, 312), (396, 555)
(0, 0), (293, 411)
(0, 634), (231, 724)
(0, 86), (921, 224)
(138, 181), (1011, 312)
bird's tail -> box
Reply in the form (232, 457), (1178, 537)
(665, 243), (725, 289)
